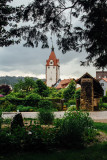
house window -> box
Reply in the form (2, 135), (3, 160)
(53, 66), (55, 69)
(48, 66), (50, 69)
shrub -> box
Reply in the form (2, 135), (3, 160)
(17, 105), (35, 112)
(102, 96), (107, 103)
(0, 100), (16, 112)
(25, 93), (41, 106)
(54, 111), (96, 148)
(67, 105), (76, 111)
(0, 85), (11, 95)
(68, 99), (76, 105)
(11, 113), (24, 132)
(99, 103), (107, 110)
(0, 112), (3, 129)
(63, 80), (76, 101)
(38, 109), (54, 125)
(38, 100), (53, 110)
(75, 89), (81, 99)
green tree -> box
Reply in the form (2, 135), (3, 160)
(1, 0), (107, 68)
(63, 80), (76, 101)
(14, 77), (36, 92)
(36, 79), (49, 97)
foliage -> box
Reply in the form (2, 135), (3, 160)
(38, 100), (53, 110)
(14, 77), (37, 92)
(1, 142), (107, 160)
(63, 80), (76, 101)
(25, 93), (41, 106)
(67, 106), (77, 111)
(54, 111), (96, 147)
(0, 112), (3, 129)
(68, 99), (76, 106)
(36, 79), (49, 97)
(0, 84), (11, 95)
(38, 109), (54, 125)
(94, 122), (107, 134)
(1, 1), (107, 68)
(75, 89), (81, 99)
(0, 100), (16, 112)
(11, 113), (24, 132)
(99, 103), (107, 110)
(17, 105), (35, 112)
(102, 96), (107, 103)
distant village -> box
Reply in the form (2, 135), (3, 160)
(45, 47), (107, 96)
(0, 47), (107, 111)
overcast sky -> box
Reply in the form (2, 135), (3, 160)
(0, 0), (100, 80)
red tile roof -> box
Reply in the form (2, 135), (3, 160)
(56, 79), (74, 89)
(46, 49), (59, 66)
(102, 78), (107, 82)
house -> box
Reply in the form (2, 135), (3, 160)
(56, 79), (75, 89)
(99, 78), (107, 96)
(96, 71), (107, 79)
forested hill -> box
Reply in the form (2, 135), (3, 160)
(0, 76), (45, 87)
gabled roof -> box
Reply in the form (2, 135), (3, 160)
(76, 72), (103, 97)
(76, 72), (99, 84)
(46, 48), (59, 66)
(56, 79), (74, 89)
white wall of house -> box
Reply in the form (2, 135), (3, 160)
(99, 79), (107, 96)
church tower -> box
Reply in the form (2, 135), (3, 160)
(46, 47), (60, 87)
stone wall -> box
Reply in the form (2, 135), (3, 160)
(80, 78), (94, 111)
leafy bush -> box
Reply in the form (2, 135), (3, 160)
(38, 100), (53, 109)
(36, 79), (49, 97)
(75, 89), (81, 99)
(0, 85), (11, 95)
(63, 80), (76, 101)
(25, 93), (41, 106)
(11, 113), (24, 132)
(102, 96), (107, 103)
(38, 109), (54, 124)
(54, 111), (96, 148)
(0, 112), (3, 129)
(0, 101), (16, 112)
(67, 105), (76, 111)
(99, 103), (107, 110)
(17, 105), (35, 112)
(68, 99), (76, 105)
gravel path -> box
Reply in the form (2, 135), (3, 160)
(2, 111), (107, 123)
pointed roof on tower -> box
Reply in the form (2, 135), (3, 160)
(46, 47), (59, 66)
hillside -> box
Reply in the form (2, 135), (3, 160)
(0, 76), (45, 87)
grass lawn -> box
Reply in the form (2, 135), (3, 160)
(0, 142), (107, 160)
(94, 122), (107, 134)
(0, 122), (107, 160)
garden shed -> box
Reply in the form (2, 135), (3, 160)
(76, 72), (103, 111)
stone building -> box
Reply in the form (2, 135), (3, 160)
(76, 73), (103, 111)
(96, 71), (107, 79)
(46, 47), (60, 87)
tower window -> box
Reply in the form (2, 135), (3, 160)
(48, 66), (50, 69)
